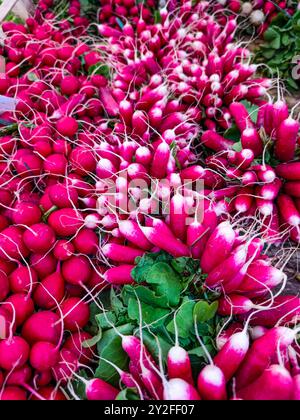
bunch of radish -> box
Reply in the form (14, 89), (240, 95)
(98, 0), (158, 28)
(216, 0), (297, 35)
(200, 99), (300, 244)
(97, 0), (269, 130)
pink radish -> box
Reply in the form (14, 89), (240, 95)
(201, 130), (234, 151)
(102, 243), (144, 264)
(277, 194), (300, 226)
(213, 330), (250, 382)
(0, 336), (30, 370)
(238, 260), (285, 293)
(218, 295), (255, 316)
(29, 342), (59, 371)
(276, 162), (300, 180)
(200, 221), (236, 273)
(22, 311), (61, 345)
(293, 374), (300, 400)
(275, 118), (299, 162)
(118, 220), (152, 250)
(241, 128), (263, 156)
(104, 265), (134, 285)
(60, 297), (90, 332)
(86, 378), (119, 400)
(62, 255), (92, 285)
(197, 365), (227, 400)
(163, 378), (201, 400)
(48, 209), (83, 236)
(235, 326), (295, 389)
(33, 272), (65, 309)
(167, 346), (193, 384)
(237, 365), (293, 400)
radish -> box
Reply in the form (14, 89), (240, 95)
(54, 240), (75, 261)
(277, 194), (300, 226)
(22, 311), (61, 345)
(31, 386), (67, 401)
(276, 162), (300, 180)
(197, 365), (227, 400)
(33, 272), (65, 309)
(23, 223), (56, 253)
(30, 342), (59, 371)
(64, 332), (95, 363)
(5, 294), (34, 326)
(52, 349), (79, 384)
(85, 378), (119, 400)
(104, 265), (134, 285)
(62, 255), (92, 285)
(201, 130), (234, 151)
(102, 243), (144, 264)
(5, 365), (32, 386)
(60, 297), (90, 332)
(0, 387), (27, 400)
(118, 220), (152, 250)
(0, 226), (29, 260)
(275, 118), (299, 162)
(200, 221), (236, 273)
(218, 295), (255, 316)
(56, 116), (78, 137)
(0, 336), (30, 371)
(293, 375), (300, 400)
(235, 326), (295, 389)
(284, 182), (300, 198)
(237, 365), (293, 400)
(9, 266), (38, 294)
(0, 271), (9, 301)
(48, 209), (83, 236)
(213, 330), (250, 382)
(238, 260), (285, 293)
(11, 202), (41, 226)
(30, 252), (56, 278)
(241, 128), (263, 156)
(163, 378), (201, 400)
(167, 346), (193, 384)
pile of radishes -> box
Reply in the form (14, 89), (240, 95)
(0, 0), (299, 401)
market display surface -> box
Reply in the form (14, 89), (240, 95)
(0, 0), (299, 401)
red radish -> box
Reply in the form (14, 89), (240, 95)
(293, 375), (300, 400)
(169, 194), (187, 242)
(205, 244), (247, 288)
(11, 202), (41, 226)
(0, 226), (29, 260)
(237, 365), (293, 400)
(23, 223), (56, 253)
(245, 295), (300, 327)
(187, 221), (208, 259)
(22, 311), (61, 345)
(64, 332), (95, 363)
(52, 349), (79, 384)
(60, 297), (90, 332)
(216, 323), (243, 350)
(56, 116), (78, 137)
(30, 252), (56, 278)
(218, 295), (255, 316)
(141, 218), (190, 258)
(0, 387), (27, 400)
(213, 330), (250, 382)
(276, 162), (300, 180)
(238, 260), (285, 293)
(48, 209), (83, 236)
(48, 184), (78, 208)
(284, 182), (300, 198)
(54, 240), (75, 261)
(0, 271), (9, 300)
(0, 336), (30, 370)
(200, 221), (236, 273)
(150, 143), (170, 179)
(277, 194), (300, 226)
(241, 128), (263, 156)
(9, 266), (38, 294)
(118, 220), (152, 250)
(167, 346), (193, 384)
(72, 228), (98, 254)
(104, 265), (134, 285)
(197, 365), (227, 400)
(86, 378), (119, 400)
(275, 118), (299, 162)
(235, 326), (295, 389)
(102, 243), (144, 264)
(229, 102), (254, 132)
(5, 365), (32, 386)
(163, 378), (201, 400)
(31, 386), (67, 401)
(201, 130), (234, 151)
(62, 255), (92, 285)
(5, 294), (34, 326)
(33, 272), (65, 309)
(30, 342), (59, 371)
(60, 76), (79, 96)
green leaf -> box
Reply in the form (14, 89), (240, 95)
(127, 297), (169, 326)
(96, 311), (117, 329)
(282, 33), (291, 46)
(96, 323), (134, 386)
(166, 297), (195, 339)
(154, 10), (161, 24)
(232, 141), (243, 152)
(264, 27), (279, 42)
(193, 300), (219, 323)
(88, 63), (111, 79)
(27, 72), (39, 82)
(240, 100), (259, 124)
(122, 284), (169, 309)
(224, 124), (240, 142)
(116, 388), (140, 400)
(146, 262), (182, 307)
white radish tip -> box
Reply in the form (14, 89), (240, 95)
(200, 365), (224, 386)
(263, 170), (276, 183)
(168, 346), (187, 362)
(289, 215), (300, 226)
(230, 331), (249, 352)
